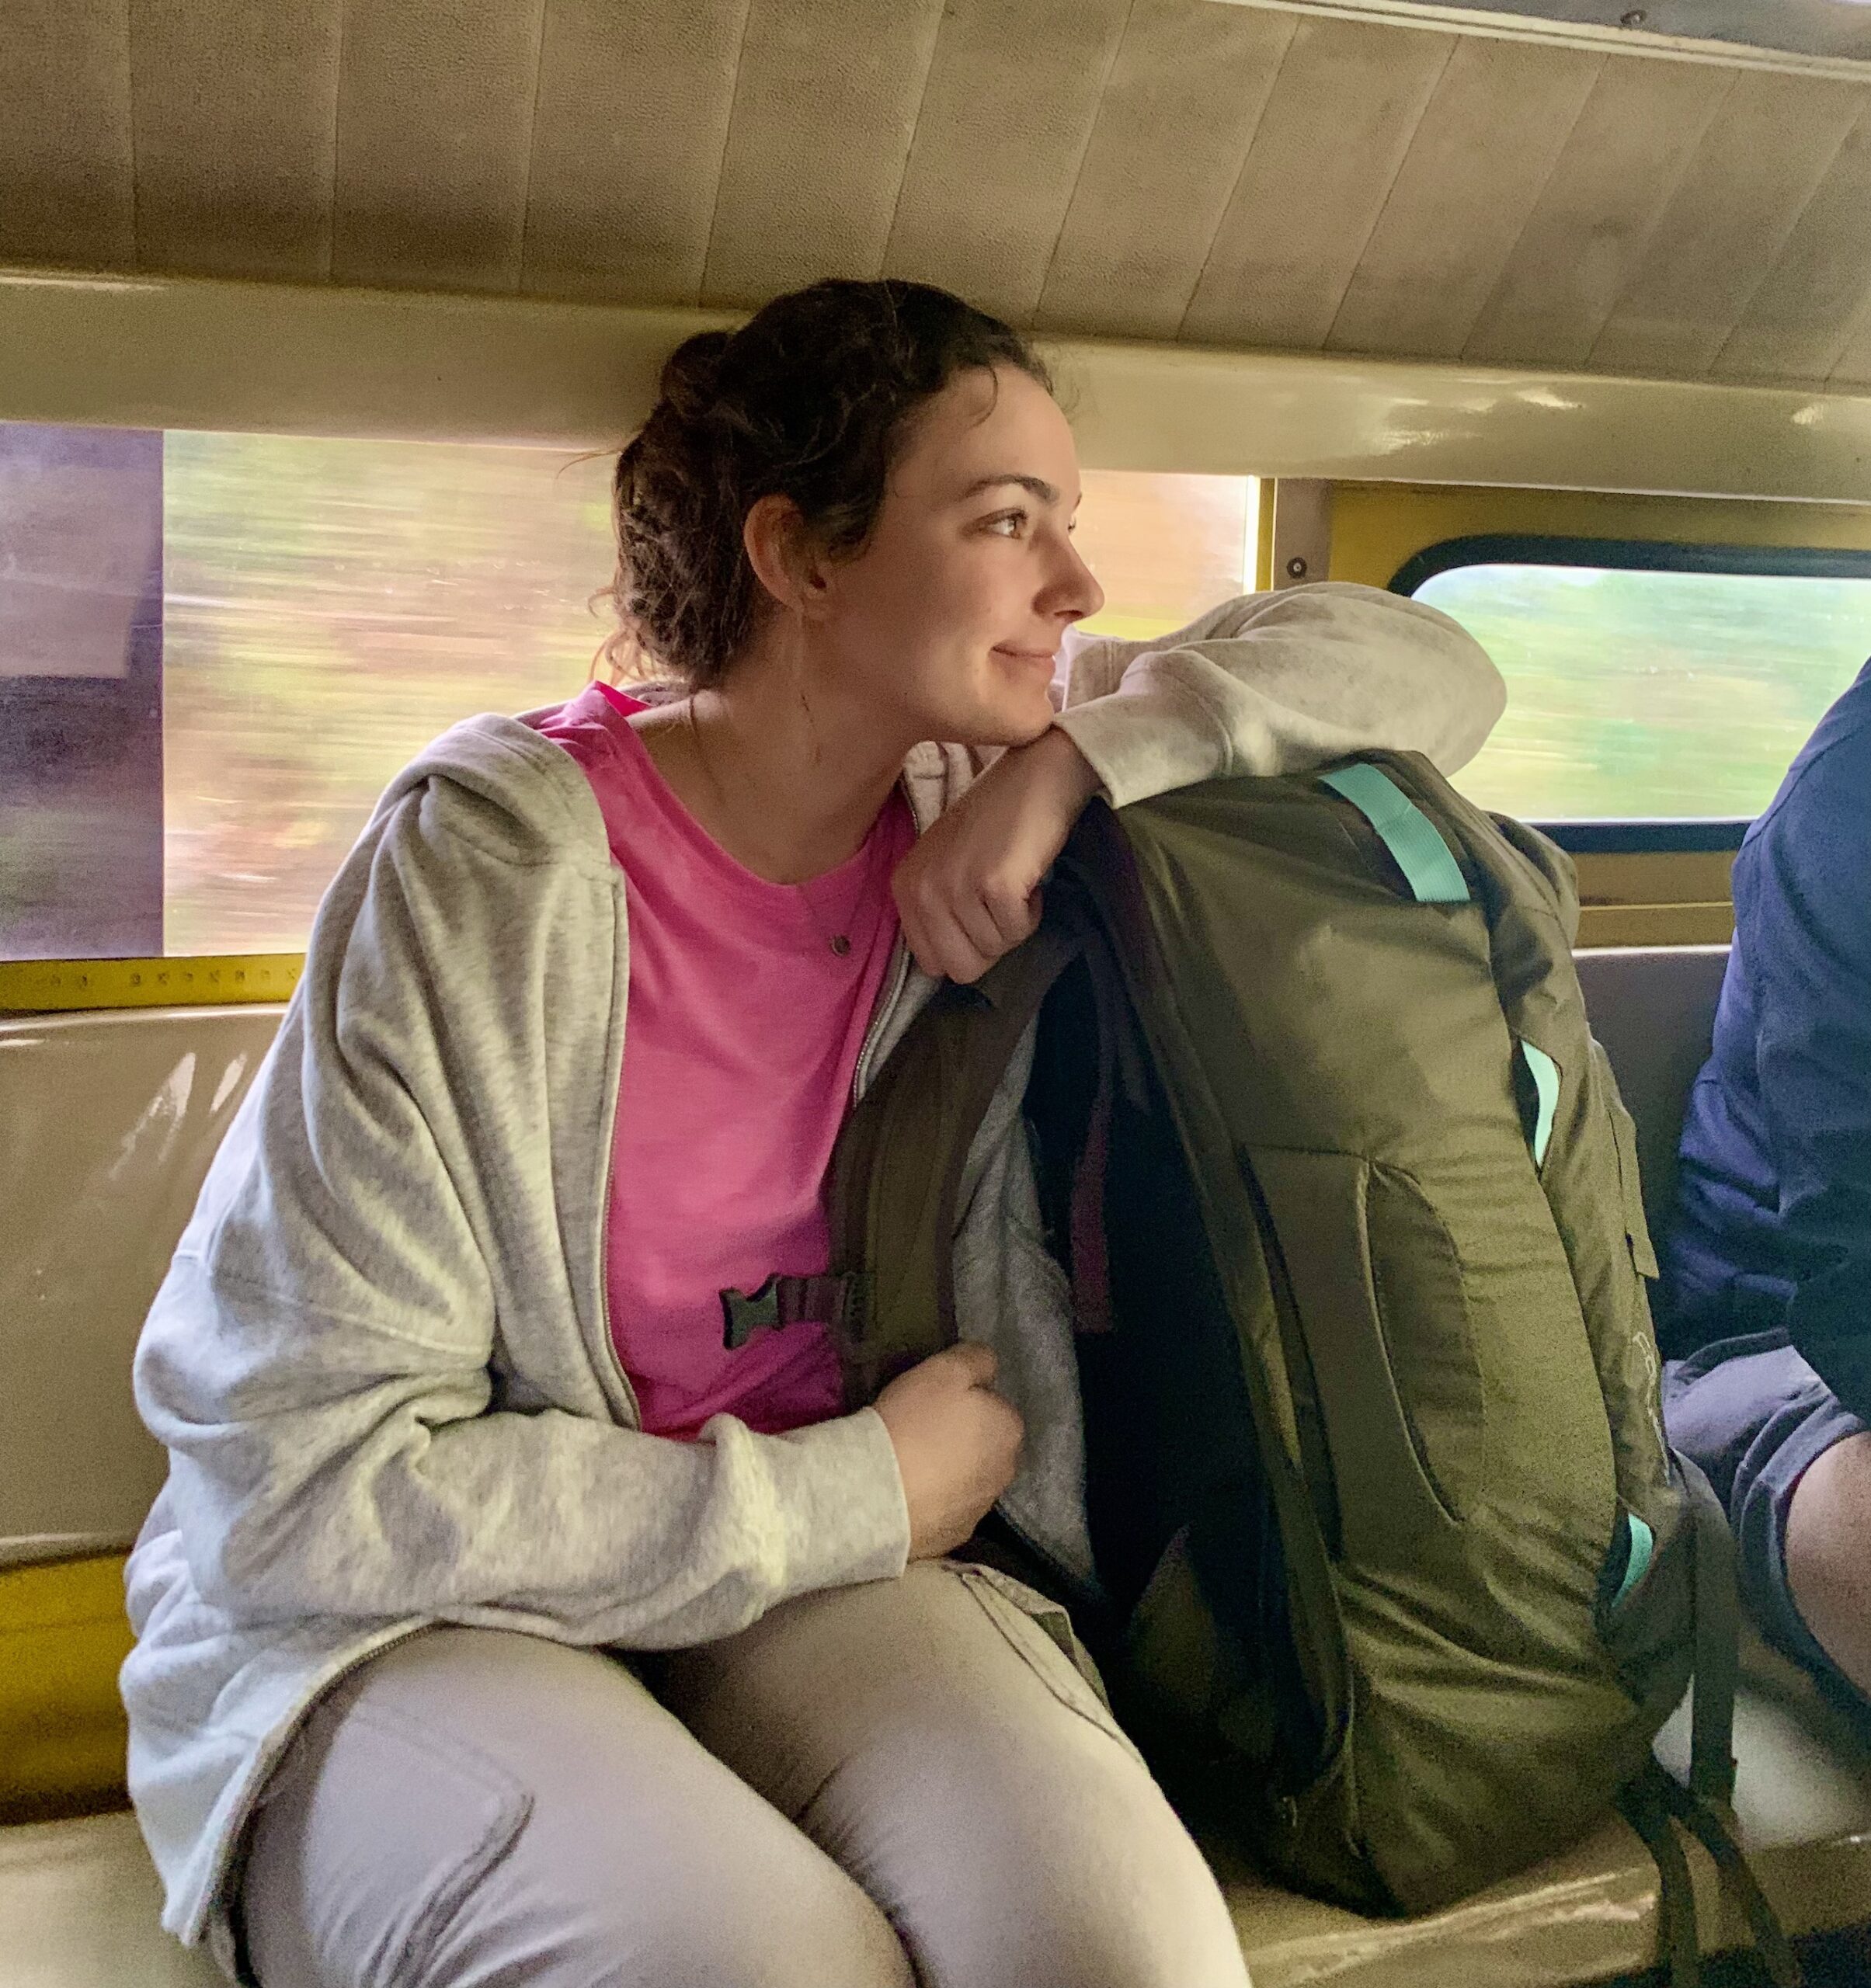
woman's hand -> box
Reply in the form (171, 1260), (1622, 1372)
(891, 727), (1102, 982)
(873, 1343), (1024, 1559)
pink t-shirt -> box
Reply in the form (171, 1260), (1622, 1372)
(534, 683), (914, 1440)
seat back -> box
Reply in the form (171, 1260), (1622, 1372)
(0, 1005), (283, 1821)
(1574, 947), (1730, 1242)
(0, 957), (1733, 1562)
(0, 1007), (283, 1565)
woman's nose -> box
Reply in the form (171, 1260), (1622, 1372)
(1045, 533), (1104, 625)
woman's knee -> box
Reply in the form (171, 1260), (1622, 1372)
(1786, 1431), (1871, 1695)
(239, 1625), (913, 1988)
(902, 1709), (1248, 1988)
(669, 1564), (1247, 1988)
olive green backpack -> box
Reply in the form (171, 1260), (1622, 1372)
(724, 751), (1791, 1979)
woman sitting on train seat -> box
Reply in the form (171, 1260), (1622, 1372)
(1660, 659), (1871, 1712)
(120, 277), (1504, 1988)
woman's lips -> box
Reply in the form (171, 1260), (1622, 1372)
(994, 645), (1056, 668)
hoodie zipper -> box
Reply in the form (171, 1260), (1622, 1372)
(594, 874), (642, 1429)
(851, 934), (913, 1107)
(850, 767), (933, 1107)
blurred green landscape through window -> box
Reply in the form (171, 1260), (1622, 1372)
(160, 435), (617, 954)
(1415, 561), (1871, 822)
(1, 424), (1257, 960)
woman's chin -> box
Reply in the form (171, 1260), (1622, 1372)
(917, 669), (1057, 750)
(966, 704), (1057, 752)
(981, 680), (1060, 748)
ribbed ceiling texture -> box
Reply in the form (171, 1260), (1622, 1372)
(5, 0), (1871, 388)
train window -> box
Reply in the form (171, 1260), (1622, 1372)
(1071, 472), (1260, 645)
(0, 422), (1256, 964)
(2, 423), (617, 963)
(1396, 537), (1871, 830)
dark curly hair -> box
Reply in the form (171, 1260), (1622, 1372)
(600, 279), (1053, 687)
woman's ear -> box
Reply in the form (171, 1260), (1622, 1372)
(743, 494), (833, 622)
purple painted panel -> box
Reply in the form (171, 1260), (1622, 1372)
(1, 423), (165, 960)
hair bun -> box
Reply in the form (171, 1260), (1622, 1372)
(658, 329), (732, 418)
(607, 280), (1045, 691)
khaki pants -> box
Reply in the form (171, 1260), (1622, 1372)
(239, 1560), (1250, 1988)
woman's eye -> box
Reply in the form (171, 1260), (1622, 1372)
(986, 509), (1028, 537)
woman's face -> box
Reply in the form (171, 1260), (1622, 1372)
(808, 364), (1105, 750)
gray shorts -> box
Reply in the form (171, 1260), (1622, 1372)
(1662, 1330), (1869, 1705)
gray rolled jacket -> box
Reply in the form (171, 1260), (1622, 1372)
(123, 584), (1504, 1972)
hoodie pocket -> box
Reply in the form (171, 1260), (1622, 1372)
(949, 1563), (1143, 1765)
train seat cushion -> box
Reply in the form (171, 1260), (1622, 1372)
(0, 1813), (222, 1986)
(1210, 1626), (1871, 1986)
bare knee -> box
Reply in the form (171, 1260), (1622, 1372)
(1785, 1432), (1871, 1697)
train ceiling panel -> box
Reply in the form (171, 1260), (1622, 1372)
(2, 0), (1869, 392)
(1215, 0), (1871, 67)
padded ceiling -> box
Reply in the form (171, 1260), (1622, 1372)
(1247, 0), (1871, 66)
(4, 0), (1871, 391)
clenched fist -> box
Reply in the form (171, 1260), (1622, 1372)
(891, 728), (1101, 984)
(874, 1343), (1024, 1559)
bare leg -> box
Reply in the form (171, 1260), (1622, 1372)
(1785, 1431), (1871, 1700)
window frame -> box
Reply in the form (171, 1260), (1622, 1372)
(1389, 531), (1871, 853)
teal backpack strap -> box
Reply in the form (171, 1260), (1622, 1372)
(1320, 763), (1470, 904)
(1325, 761), (1567, 1174)
(1612, 1511), (1656, 1609)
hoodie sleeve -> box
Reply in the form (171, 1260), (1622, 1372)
(1048, 581), (1506, 810)
(133, 771), (910, 1644)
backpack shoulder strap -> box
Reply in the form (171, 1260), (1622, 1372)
(812, 916), (1087, 1403)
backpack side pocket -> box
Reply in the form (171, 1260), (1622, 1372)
(1244, 1148), (1473, 1559)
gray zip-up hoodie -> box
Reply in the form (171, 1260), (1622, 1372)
(123, 584), (1504, 1973)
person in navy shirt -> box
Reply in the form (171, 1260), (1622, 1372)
(1661, 658), (1871, 1705)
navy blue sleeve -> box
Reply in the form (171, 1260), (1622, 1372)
(1741, 720), (1871, 1423)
